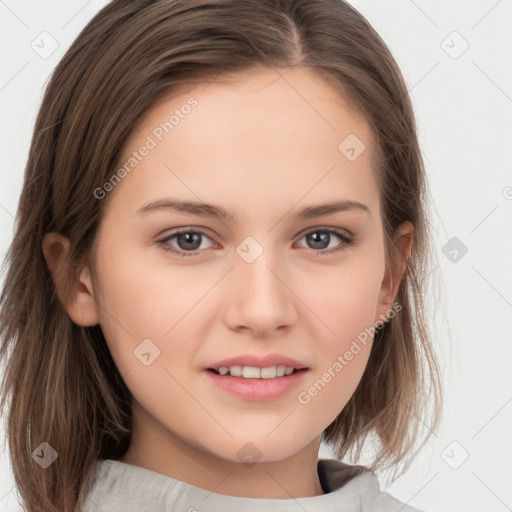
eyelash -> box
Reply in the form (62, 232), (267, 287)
(156, 227), (356, 258)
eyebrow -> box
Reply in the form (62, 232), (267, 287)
(136, 198), (370, 221)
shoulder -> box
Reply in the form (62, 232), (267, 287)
(77, 458), (178, 511)
(318, 458), (425, 512)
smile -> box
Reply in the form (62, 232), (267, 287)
(209, 365), (300, 378)
(204, 367), (308, 401)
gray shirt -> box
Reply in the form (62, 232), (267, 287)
(79, 458), (423, 511)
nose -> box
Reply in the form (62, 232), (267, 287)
(223, 247), (298, 337)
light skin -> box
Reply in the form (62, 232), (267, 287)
(42, 66), (413, 499)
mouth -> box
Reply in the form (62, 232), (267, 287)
(206, 365), (308, 379)
(204, 365), (309, 401)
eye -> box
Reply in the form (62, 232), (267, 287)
(294, 228), (355, 254)
(156, 229), (217, 257)
(156, 226), (355, 258)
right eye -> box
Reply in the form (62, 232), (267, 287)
(156, 228), (218, 257)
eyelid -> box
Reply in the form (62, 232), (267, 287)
(295, 224), (354, 240)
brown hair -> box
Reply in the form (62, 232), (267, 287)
(0, 0), (441, 510)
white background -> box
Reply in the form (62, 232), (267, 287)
(1, 1), (511, 511)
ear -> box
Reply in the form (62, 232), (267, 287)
(375, 221), (414, 325)
(41, 232), (100, 327)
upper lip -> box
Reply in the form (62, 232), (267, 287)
(206, 353), (308, 370)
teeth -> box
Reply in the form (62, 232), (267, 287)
(260, 367), (276, 378)
(229, 365), (242, 377)
(215, 365), (299, 378)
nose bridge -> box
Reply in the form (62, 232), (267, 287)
(236, 239), (286, 304)
(226, 236), (297, 332)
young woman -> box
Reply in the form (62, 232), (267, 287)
(0, 1), (441, 510)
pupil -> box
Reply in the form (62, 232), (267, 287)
(178, 232), (201, 250)
(308, 231), (329, 249)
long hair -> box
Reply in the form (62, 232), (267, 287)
(0, 1), (441, 510)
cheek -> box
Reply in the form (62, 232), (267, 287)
(93, 244), (204, 371)
(295, 340), (372, 438)
(296, 251), (385, 346)
(291, 250), (384, 425)
(93, 251), (211, 430)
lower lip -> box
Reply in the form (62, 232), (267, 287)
(204, 369), (308, 401)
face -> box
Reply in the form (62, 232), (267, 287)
(76, 67), (404, 466)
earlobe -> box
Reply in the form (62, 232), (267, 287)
(41, 232), (100, 327)
(375, 221), (414, 324)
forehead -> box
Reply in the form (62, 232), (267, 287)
(109, 66), (379, 218)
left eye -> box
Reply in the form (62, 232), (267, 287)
(156, 228), (354, 257)
(295, 229), (353, 252)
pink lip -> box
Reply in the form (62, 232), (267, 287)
(204, 367), (309, 401)
(206, 353), (308, 370)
